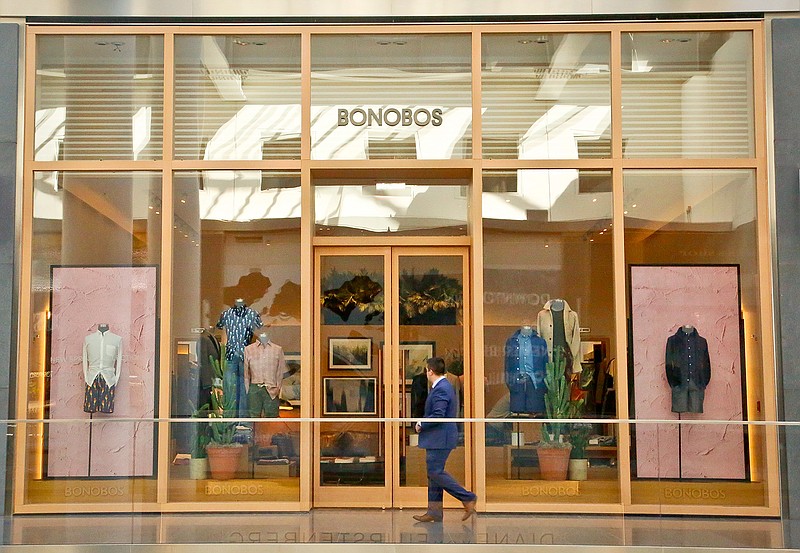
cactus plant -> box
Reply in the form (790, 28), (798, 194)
(207, 345), (239, 446)
(540, 346), (573, 447)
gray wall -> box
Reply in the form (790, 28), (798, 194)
(0, 22), (19, 531)
(772, 17), (800, 545)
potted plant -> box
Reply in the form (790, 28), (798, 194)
(567, 365), (596, 481)
(567, 423), (592, 481)
(536, 347), (573, 480)
(205, 346), (245, 480)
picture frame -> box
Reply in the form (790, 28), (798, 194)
(323, 377), (377, 415)
(328, 337), (372, 370)
(400, 341), (435, 382)
(280, 353), (301, 405)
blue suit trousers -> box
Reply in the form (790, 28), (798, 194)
(425, 448), (476, 516)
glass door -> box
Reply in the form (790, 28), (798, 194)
(313, 247), (469, 508)
(391, 248), (471, 508)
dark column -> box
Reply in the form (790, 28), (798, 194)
(0, 22), (19, 537)
(772, 17), (800, 546)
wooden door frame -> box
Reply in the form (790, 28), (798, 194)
(312, 245), (471, 509)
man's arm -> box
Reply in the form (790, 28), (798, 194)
(418, 390), (449, 431)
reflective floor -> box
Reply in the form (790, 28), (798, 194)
(0, 510), (788, 549)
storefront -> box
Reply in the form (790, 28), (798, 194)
(12, 20), (779, 516)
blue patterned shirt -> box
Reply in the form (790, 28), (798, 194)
(216, 306), (263, 360)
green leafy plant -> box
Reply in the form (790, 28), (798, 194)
(568, 423), (593, 459)
(207, 345), (239, 446)
(541, 346), (599, 451)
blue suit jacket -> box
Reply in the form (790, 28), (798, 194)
(418, 377), (459, 450)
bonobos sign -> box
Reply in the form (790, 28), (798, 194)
(338, 107), (444, 127)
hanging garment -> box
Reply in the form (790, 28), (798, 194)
(665, 327), (711, 413)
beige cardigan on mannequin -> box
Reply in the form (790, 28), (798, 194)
(536, 299), (581, 373)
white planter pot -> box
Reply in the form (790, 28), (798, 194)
(189, 457), (209, 480)
(568, 458), (589, 481)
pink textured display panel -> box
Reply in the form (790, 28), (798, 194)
(631, 265), (745, 480)
(48, 266), (157, 477)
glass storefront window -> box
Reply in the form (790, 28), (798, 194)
(169, 170), (301, 502)
(621, 31), (754, 158)
(174, 35), (301, 160)
(311, 34), (472, 160)
(482, 169), (618, 503)
(34, 35), (164, 161)
(624, 169), (767, 507)
(27, 171), (162, 504)
(482, 33), (611, 160)
(314, 173), (470, 236)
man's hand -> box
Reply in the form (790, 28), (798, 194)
(415, 422), (422, 433)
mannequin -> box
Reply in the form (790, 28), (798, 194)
(244, 328), (286, 419)
(665, 325), (711, 413)
(537, 298), (581, 373)
(217, 298), (263, 417)
(504, 324), (548, 414)
(83, 323), (123, 414)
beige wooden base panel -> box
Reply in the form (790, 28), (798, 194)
(24, 477), (158, 506)
(159, 501), (307, 512)
(630, 479), (767, 507)
(486, 471), (621, 505)
(168, 477), (300, 503)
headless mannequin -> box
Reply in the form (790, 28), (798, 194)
(98, 323), (109, 333)
(521, 325), (533, 337)
(550, 299), (565, 312)
(258, 332), (270, 345)
(235, 298), (246, 308)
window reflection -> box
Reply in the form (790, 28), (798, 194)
(174, 35), (301, 161)
(482, 34), (611, 160)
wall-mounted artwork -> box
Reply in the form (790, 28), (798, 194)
(324, 378), (377, 415)
(328, 337), (372, 370)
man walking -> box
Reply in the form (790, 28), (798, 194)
(413, 356), (478, 522)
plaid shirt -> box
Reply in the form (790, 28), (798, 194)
(244, 340), (286, 399)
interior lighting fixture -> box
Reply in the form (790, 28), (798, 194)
(377, 39), (407, 46)
(375, 182), (406, 190)
(233, 38), (265, 46)
(660, 37), (692, 44)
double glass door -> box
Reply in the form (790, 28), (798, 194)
(314, 246), (470, 508)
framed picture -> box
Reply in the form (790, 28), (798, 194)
(324, 377), (377, 415)
(400, 341), (435, 382)
(280, 353), (301, 405)
(328, 337), (372, 370)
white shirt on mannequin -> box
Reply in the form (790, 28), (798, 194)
(83, 330), (123, 387)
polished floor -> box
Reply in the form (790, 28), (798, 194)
(0, 509), (790, 549)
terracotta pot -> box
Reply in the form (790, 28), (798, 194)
(568, 458), (589, 481)
(536, 445), (572, 481)
(206, 445), (244, 480)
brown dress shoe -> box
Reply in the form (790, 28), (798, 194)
(413, 513), (443, 523)
(461, 499), (477, 520)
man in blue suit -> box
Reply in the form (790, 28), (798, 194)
(413, 357), (477, 522)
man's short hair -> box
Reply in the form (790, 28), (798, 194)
(427, 356), (446, 376)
